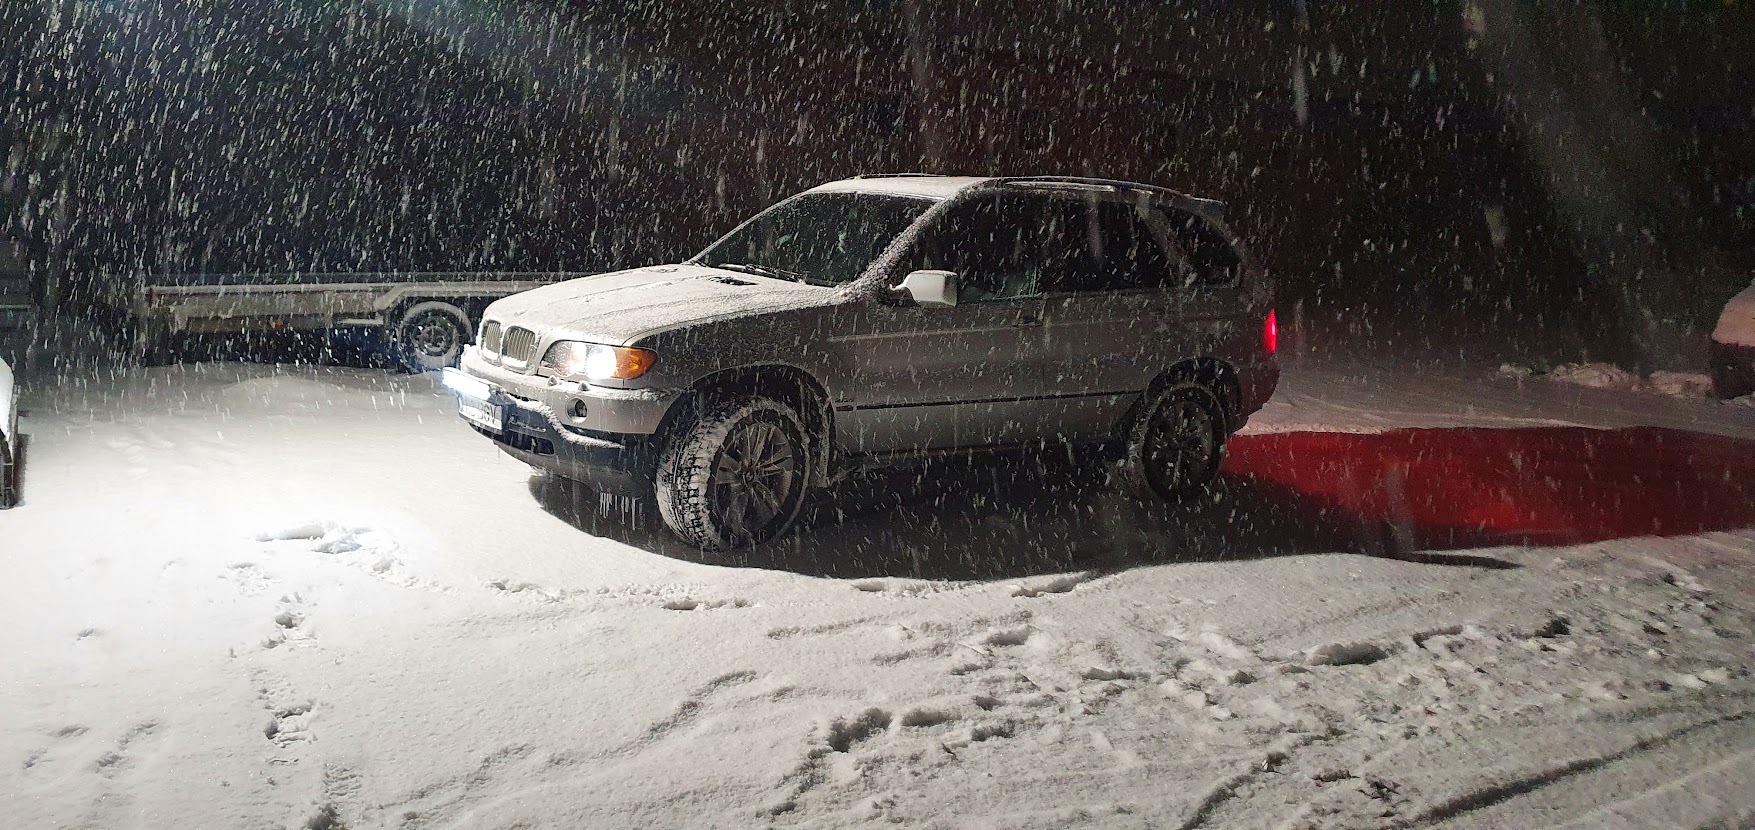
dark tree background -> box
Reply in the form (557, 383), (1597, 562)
(3, 0), (1752, 367)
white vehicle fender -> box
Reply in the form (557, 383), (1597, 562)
(1713, 281), (1755, 347)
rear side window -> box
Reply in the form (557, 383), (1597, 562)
(1151, 207), (1242, 287)
(908, 192), (1241, 298)
(1101, 200), (1180, 291)
(1039, 198), (1181, 293)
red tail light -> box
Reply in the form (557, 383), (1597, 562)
(1264, 309), (1279, 355)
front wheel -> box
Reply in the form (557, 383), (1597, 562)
(1120, 382), (1226, 500)
(655, 397), (811, 550)
(393, 301), (470, 372)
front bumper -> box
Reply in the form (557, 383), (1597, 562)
(458, 347), (679, 435)
(1712, 340), (1755, 399)
(442, 364), (671, 495)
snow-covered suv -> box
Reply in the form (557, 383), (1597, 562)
(444, 175), (1279, 548)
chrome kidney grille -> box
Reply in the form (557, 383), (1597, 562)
(479, 320), (503, 359)
(501, 326), (538, 369)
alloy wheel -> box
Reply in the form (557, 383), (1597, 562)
(1143, 397), (1217, 496)
(708, 418), (801, 545)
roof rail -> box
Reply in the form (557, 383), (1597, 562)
(848, 172), (946, 179)
(988, 176), (1227, 218)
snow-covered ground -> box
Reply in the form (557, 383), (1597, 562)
(3, 353), (1754, 829)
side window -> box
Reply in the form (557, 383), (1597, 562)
(1105, 201), (1180, 291)
(1041, 199), (1181, 293)
(1036, 196), (1101, 293)
(910, 194), (1068, 303)
(1152, 207), (1242, 287)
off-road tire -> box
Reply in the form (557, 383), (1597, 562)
(655, 397), (811, 550)
(393, 301), (470, 372)
(1119, 381), (1226, 501)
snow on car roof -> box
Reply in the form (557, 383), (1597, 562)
(806, 175), (996, 200)
(805, 175), (1228, 217)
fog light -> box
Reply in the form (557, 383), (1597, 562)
(569, 399), (587, 419)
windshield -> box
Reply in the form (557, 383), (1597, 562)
(695, 191), (934, 287)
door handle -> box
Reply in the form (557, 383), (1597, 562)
(1014, 314), (1043, 329)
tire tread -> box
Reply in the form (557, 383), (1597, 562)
(655, 396), (808, 550)
(1119, 381), (1226, 501)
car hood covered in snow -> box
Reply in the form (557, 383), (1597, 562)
(480, 263), (831, 345)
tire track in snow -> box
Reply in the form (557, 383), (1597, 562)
(636, 670), (761, 745)
(1530, 747), (1755, 830)
(1406, 709), (1755, 827)
(377, 743), (549, 829)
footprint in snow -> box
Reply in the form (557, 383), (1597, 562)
(1081, 666), (1137, 682)
(251, 669), (318, 747)
(981, 626), (1033, 647)
(94, 720), (161, 778)
(21, 724), (93, 774)
(263, 701), (315, 745)
(896, 704), (958, 728)
(223, 562), (274, 595)
(255, 521), (369, 553)
(821, 708), (892, 753)
(662, 597), (752, 611)
(848, 578), (967, 597)
(486, 579), (567, 603)
(261, 600), (313, 650)
(1305, 641), (1393, 667)
(255, 521), (434, 590)
(1010, 572), (1091, 598)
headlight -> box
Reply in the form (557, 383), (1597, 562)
(540, 341), (658, 381)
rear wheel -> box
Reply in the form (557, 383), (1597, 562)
(656, 397), (810, 550)
(1120, 382), (1226, 500)
(393, 301), (470, 372)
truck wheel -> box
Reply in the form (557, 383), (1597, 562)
(394, 301), (470, 372)
(131, 324), (173, 366)
(1119, 381), (1226, 501)
(656, 397), (810, 550)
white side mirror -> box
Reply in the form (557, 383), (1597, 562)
(895, 269), (958, 308)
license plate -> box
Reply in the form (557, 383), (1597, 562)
(458, 396), (506, 433)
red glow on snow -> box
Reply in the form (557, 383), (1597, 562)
(1224, 426), (1755, 549)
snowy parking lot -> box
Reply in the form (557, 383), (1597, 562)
(4, 354), (1755, 829)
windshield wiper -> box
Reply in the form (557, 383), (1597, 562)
(714, 262), (808, 283)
